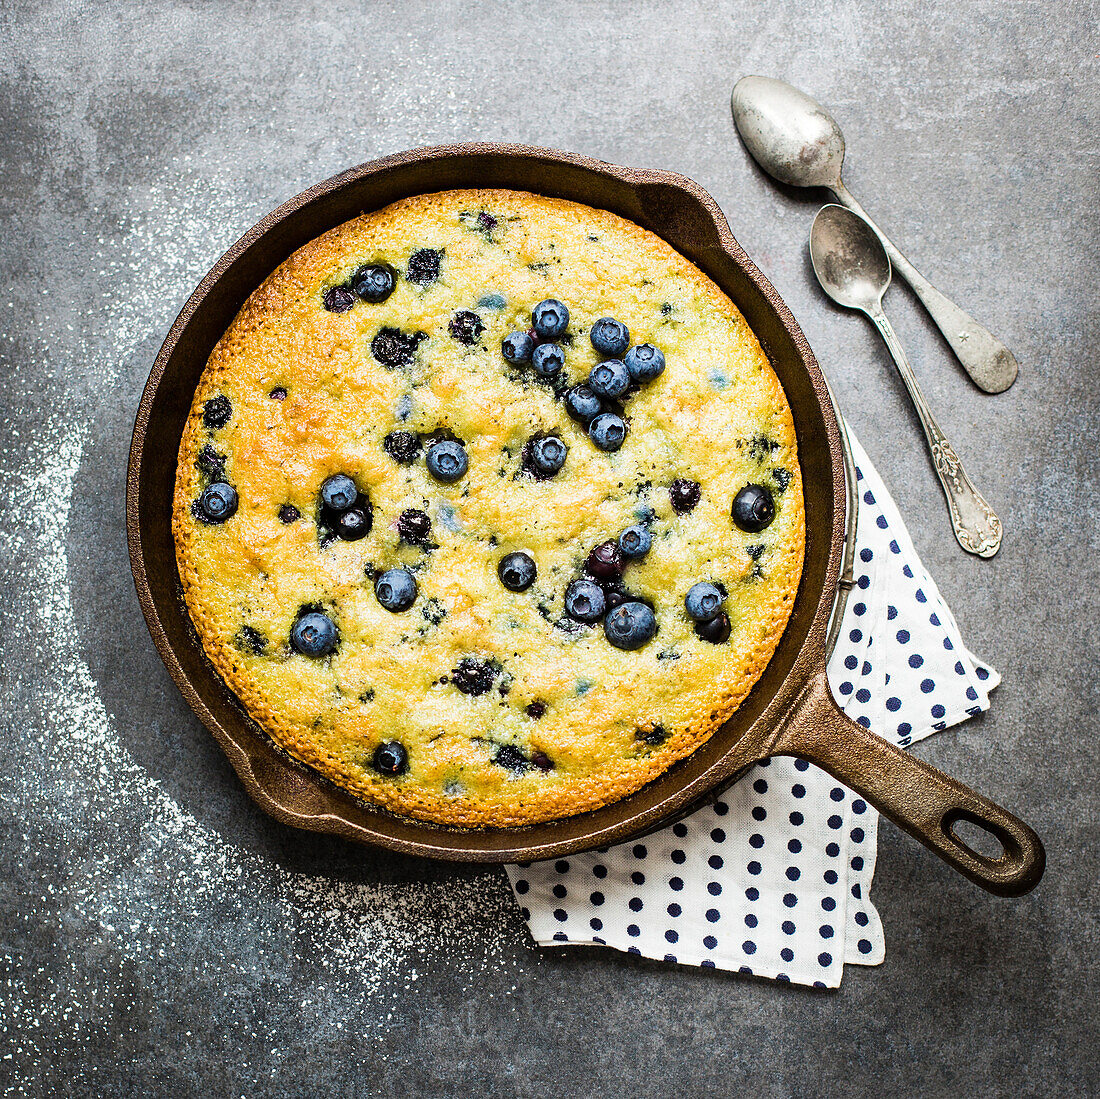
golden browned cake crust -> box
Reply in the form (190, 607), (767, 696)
(173, 188), (804, 828)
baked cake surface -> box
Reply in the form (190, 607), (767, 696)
(173, 188), (805, 828)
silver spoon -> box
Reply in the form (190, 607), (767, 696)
(809, 204), (1003, 558)
(732, 75), (1018, 395)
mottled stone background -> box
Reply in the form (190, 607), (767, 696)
(1, 1), (1096, 1095)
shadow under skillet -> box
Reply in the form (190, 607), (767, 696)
(69, 349), (485, 888)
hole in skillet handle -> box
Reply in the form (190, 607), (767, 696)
(943, 809), (1015, 864)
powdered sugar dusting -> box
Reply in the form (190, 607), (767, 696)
(0, 173), (523, 1088)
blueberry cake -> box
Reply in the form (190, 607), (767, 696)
(173, 189), (804, 828)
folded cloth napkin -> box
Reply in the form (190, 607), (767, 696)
(506, 428), (999, 987)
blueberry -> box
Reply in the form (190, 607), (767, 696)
(498, 551), (537, 592)
(477, 211), (498, 232)
(236, 625), (267, 655)
(604, 588), (628, 610)
(290, 611), (337, 657)
(525, 701), (547, 719)
(373, 740), (409, 776)
(278, 504), (300, 524)
(564, 384), (603, 424)
(624, 343), (665, 383)
(635, 725), (668, 746)
(406, 248), (442, 285)
(202, 395), (232, 429)
(452, 657), (497, 696)
(685, 582), (725, 621)
(448, 310), (485, 345)
(531, 751), (554, 772)
(322, 285), (356, 313)
(604, 601), (657, 650)
(590, 317), (630, 356)
(531, 298), (569, 340)
(531, 342), (564, 378)
(564, 579), (607, 623)
(371, 327), (426, 368)
(669, 478), (701, 513)
(494, 744), (531, 773)
(397, 508), (432, 545)
(336, 507), (370, 541)
(502, 330), (534, 364)
(374, 568), (418, 612)
(196, 444), (225, 479)
(588, 412), (627, 452)
(772, 467), (792, 493)
(618, 525), (651, 558)
(732, 484), (776, 532)
(320, 474), (358, 512)
(695, 612), (732, 644)
(528, 436), (567, 477)
(383, 430), (420, 464)
(588, 359), (631, 400)
(269, 386), (288, 401)
(196, 481), (238, 523)
(586, 540), (624, 582)
(426, 439), (468, 483)
(351, 263), (397, 303)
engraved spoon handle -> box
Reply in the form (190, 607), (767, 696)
(833, 180), (1019, 395)
(867, 307), (1004, 558)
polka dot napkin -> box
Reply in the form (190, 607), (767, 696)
(506, 429), (999, 987)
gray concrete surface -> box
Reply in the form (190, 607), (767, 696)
(1, 1), (1097, 1095)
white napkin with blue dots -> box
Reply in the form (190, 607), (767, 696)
(506, 429), (999, 987)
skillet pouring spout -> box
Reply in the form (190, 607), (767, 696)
(771, 669), (1045, 896)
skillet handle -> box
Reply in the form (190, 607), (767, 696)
(773, 670), (1045, 896)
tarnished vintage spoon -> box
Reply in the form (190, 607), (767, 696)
(809, 204), (1003, 558)
(732, 75), (1018, 394)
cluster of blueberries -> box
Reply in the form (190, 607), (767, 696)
(501, 299), (665, 453)
(320, 249), (443, 314)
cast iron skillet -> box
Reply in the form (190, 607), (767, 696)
(127, 143), (1044, 895)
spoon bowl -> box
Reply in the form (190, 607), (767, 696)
(731, 75), (846, 189)
(809, 202), (892, 313)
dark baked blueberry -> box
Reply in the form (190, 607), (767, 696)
(564, 578), (606, 623)
(351, 263), (397, 303)
(624, 343), (665, 383)
(322, 285), (356, 313)
(588, 359), (631, 400)
(772, 467), (792, 493)
(498, 551), (537, 592)
(531, 751), (554, 772)
(448, 310), (485, 345)
(525, 701), (547, 719)
(746, 543), (766, 560)
(564, 384), (603, 424)
(588, 412), (627, 452)
(196, 444), (225, 479)
(452, 657), (497, 696)
(196, 481), (238, 523)
(732, 484), (776, 532)
(290, 611), (337, 657)
(202, 394), (232, 430)
(502, 330), (535, 364)
(531, 298), (569, 340)
(618, 525), (651, 559)
(375, 568), (418, 612)
(320, 474), (358, 512)
(669, 478), (701, 513)
(590, 317), (630, 356)
(373, 740), (409, 776)
(278, 504), (300, 524)
(587, 540), (624, 582)
(397, 508), (432, 545)
(685, 582), (724, 621)
(494, 744), (531, 773)
(527, 436), (567, 478)
(269, 386), (288, 401)
(426, 439), (468, 483)
(695, 612), (732, 644)
(604, 588), (628, 611)
(604, 601), (657, 650)
(371, 327), (426, 368)
(635, 725), (668, 746)
(477, 211), (498, 232)
(531, 342), (564, 378)
(236, 625), (267, 655)
(406, 248), (442, 285)
(383, 430), (421, 464)
(336, 507), (370, 541)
